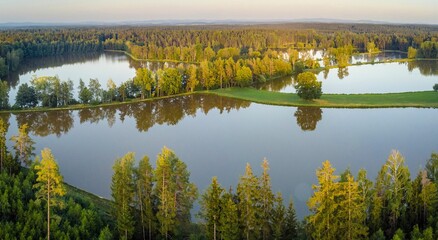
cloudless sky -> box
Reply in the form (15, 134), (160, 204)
(1, 0), (437, 24)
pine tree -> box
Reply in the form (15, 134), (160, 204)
(370, 164), (390, 234)
(260, 158), (274, 240)
(307, 160), (339, 240)
(284, 197), (298, 240)
(33, 148), (66, 240)
(419, 170), (438, 228)
(173, 154), (198, 237)
(155, 147), (175, 239)
(200, 176), (224, 240)
(337, 173), (368, 239)
(237, 163), (260, 240)
(425, 153), (438, 185)
(219, 191), (240, 240)
(111, 152), (135, 240)
(10, 124), (35, 166)
(271, 192), (286, 240)
(357, 169), (373, 226)
(154, 147), (197, 239)
(135, 156), (155, 240)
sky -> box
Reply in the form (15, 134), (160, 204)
(1, 0), (437, 24)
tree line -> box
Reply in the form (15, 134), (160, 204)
(1, 23), (438, 79)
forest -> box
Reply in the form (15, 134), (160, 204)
(1, 23), (438, 110)
(0, 120), (437, 239)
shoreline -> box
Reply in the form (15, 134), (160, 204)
(1, 88), (437, 114)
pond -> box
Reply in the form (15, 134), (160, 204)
(3, 94), (437, 218)
(259, 60), (438, 93)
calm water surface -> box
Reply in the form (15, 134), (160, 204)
(260, 60), (438, 93)
(3, 94), (437, 218)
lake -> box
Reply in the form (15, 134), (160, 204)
(3, 94), (438, 218)
(3, 52), (438, 218)
(260, 60), (438, 93)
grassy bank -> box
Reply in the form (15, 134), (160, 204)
(210, 88), (438, 108)
(65, 183), (114, 224)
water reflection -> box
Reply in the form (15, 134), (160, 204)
(407, 60), (438, 76)
(11, 94), (251, 136)
(7, 53), (102, 86)
(294, 107), (323, 131)
(337, 67), (349, 80)
(16, 110), (74, 137)
(259, 60), (438, 94)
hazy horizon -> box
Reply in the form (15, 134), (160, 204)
(1, 0), (437, 25)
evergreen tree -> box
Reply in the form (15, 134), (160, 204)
(200, 176), (224, 240)
(219, 191), (240, 240)
(111, 152), (135, 240)
(426, 153), (438, 185)
(370, 164), (390, 234)
(10, 124), (35, 166)
(135, 156), (155, 240)
(284, 197), (298, 240)
(307, 160), (339, 240)
(357, 169), (373, 226)
(260, 158), (274, 240)
(154, 147), (197, 239)
(33, 148), (66, 240)
(271, 192), (286, 240)
(337, 173), (368, 239)
(237, 163), (260, 240)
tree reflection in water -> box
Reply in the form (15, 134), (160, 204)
(294, 107), (323, 131)
(11, 94), (251, 136)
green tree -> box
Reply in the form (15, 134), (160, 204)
(111, 152), (136, 240)
(33, 148), (66, 240)
(271, 192), (286, 240)
(0, 81), (9, 109)
(106, 79), (117, 102)
(307, 160), (339, 240)
(78, 79), (92, 104)
(200, 176), (224, 240)
(160, 68), (182, 96)
(237, 163), (260, 240)
(384, 150), (411, 233)
(284, 197), (298, 240)
(260, 158), (274, 240)
(219, 191), (240, 240)
(235, 66), (253, 87)
(419, 170), (438, 228)
(294, 72), (322, 100)
(10, 124), (35, 166)
(408, 47), (417, 59)
(337, 173), (368, 239)
(0, 118), (7, 172)
(154, 147), (197, 239)
(89, 78), (102, 103)
(134, 68), (154, 99)
(59, 80), (73, 106)
(15, 83), (38, 108)
(425, 153), (438, 184)
(200, 60), (216, 90)
(186, 65), (199, 92)
(135, 156), (155, 240)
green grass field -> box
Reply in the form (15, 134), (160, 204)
(210, 88), (438, 108)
